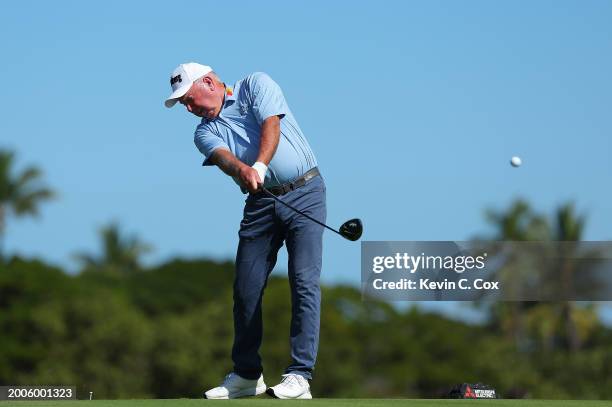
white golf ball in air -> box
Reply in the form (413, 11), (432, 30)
(510, 156), (522, 167)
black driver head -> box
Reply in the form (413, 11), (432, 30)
(339, 218), (363, 241)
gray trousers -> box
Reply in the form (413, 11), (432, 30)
(232, 175), (326, 381)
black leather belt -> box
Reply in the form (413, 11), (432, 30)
(265, 167), (320, 196)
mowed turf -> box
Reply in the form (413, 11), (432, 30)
(1, 399), (610, 407)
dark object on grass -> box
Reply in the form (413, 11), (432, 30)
(448, 383), (499, 399)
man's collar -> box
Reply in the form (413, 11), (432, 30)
(220, 83), (236, 111)
(224, 84), (235, 103)
(204, 84), (235, 123)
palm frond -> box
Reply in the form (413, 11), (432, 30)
(12, 188), (55, 215)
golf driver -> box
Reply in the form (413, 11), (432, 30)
(261, 186), (363, 241)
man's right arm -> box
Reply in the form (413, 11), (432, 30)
(210, 148), (262, 193)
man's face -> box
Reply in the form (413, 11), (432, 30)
(179, 77), (219, 119)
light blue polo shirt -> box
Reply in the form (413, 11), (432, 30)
(194, 72), (318, 188)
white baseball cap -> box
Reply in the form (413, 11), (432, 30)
(164, 62), (213, 108)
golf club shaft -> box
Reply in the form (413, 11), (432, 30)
(260, 186), (341, 237)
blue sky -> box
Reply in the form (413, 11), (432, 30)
(1, 1), (611, 319)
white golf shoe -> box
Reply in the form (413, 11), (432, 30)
(203, 372), (267, 399)
(266, 373), (312, 399)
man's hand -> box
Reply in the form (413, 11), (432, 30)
(238, 164), (262, 193)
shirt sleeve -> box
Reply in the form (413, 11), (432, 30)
(247, 72), (289, 125)
(194, 123), (230, 166)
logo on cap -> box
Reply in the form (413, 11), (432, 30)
(170, 75), (182, 86)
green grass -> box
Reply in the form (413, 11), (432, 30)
(1, 400), (610, 407)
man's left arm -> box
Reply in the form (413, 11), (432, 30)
(248, 72), (288, 186)
(255, 115), (281, 165)
(250, 115), (280, 189)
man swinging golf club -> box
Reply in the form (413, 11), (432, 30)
(165, 62), (326, 399)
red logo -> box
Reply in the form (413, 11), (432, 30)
(464, 385), (476, 398)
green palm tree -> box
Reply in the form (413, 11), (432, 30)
(555, 203), (585, 241)
(74, 222), (153, 273)
(484, 199), (549, 241)
(481, 200), (547, 347)
(482, 199), (598, 351)
(0, 150), (55, 261)
(553, 203), (587, 351)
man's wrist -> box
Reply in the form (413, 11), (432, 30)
(251, 161), (268, 183)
